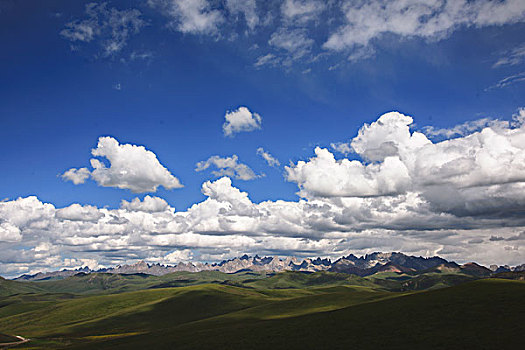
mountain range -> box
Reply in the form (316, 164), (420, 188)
(13, 252), (525, 281)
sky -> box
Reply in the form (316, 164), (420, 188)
(0, 0), (524, 277)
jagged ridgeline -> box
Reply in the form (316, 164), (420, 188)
(12, 252), (525, 281)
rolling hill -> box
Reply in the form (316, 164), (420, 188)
(1, 267), (524, 349)
(0, 278), (522, 349)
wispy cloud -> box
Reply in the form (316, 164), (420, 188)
(60, 2), (145, 57)
(324, 0), (525, 51)
(257, 147), (280, 167)
(330, 142), (351, 155)
(61, 1), (525, 68)
(226, 0), (259, 30)
(493, 43), (525, 67)
(148, 0), (223, 35)
(423, 118), (510, 138)
(485, 72), (525, 90)
(195, 155), (262, 180)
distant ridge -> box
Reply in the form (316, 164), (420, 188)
(12, 252), (525, 281)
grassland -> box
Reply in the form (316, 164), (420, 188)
(0, 271), (523, 349)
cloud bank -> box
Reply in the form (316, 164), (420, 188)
(3, 110), (525, 277)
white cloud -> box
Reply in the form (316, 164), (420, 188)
(512, 108), (525, 127)
(269, 28), (314, 60)
(288, 110), (525, 202)
(281, 0), (326, 23)
(423, 118), (510, 138)
(257, 147), (280, 167)
(0, 222), (22, 242)
(163, 249), (193, 263)
(60, 3), (145, 57)
(347, 45), (376, 62)
(223, 106), (262, 136)
(61, 167), (91, 185)
(149, 0), (223, 35)
(350, 112), (429, 162)
(4, 110), (525, 276)
(226, 0), (259, 30)
(62, 136), (183, 193)
(254, 53), (280, 67)
(286, 146), (412, 198)
(493, 43), (525, 67)
(330, 142), (351, 155)
(121, 196), (170, 212)
(486, 72), (525, 90)
(324, 0), (525, 51)
(129, 51), (154, 61)
(195, 155), (261, 180)
(56, 203), (105, 222)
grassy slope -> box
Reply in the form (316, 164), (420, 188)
(0, 293), (77, 319)
(0, 278), (46, 297)
(243, 271), (378, 289)
(0, 269), (477, 298)
(0, 332), (19, 343)
(0, 283), (393, 349)
(1, 272), (523, 349)
(0, 271), (270, 297)
(69, 279), (525, 350)
(369, 272), (478, 291)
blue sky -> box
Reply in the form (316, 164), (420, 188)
(0, 0), (524, 276)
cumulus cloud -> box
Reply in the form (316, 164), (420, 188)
(324, 0), (525, 51)
(286, 146), (412, 198)
(162, 249), (193, 263)
(149, 0), (223, 35)
(0, 222), (22, 242)
(56, 203), (105, 222)
(3, 110), (525, 277)
(62, 136), (183, 193)
(195, 155), (261, 180)
(257, 147), (280, 167)
(222, 106), (262, 136)
(120, 196), (170, 212)
(289, 111), (525, 200)
(60, 2), (145, 57)
(61, 167), (91, 185)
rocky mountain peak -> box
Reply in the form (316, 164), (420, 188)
(12, 252), (523, 281)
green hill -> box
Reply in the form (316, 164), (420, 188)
(0, 278), (523, 349)
(0, 332), (19, 343)
(1, 271), (524, 349)
(242, 270), (379, 289)
(65, 279), (524, 350)
(0, 270), (270, 297)
(0, 277), (47, 297)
